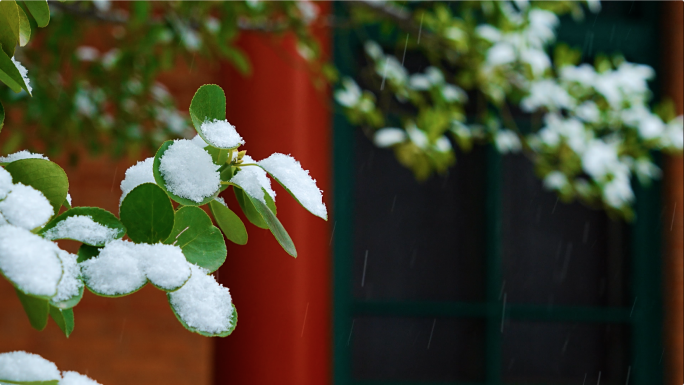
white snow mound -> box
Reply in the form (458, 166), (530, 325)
(169, 264), (234, 334)
(159, 139), (220, 202)
(0, 183), (54, 230)
(80, 239), (147, 296)
(258, 153), (326, 219)
(200, 119), (245, 149)
(0, 225), (62, 297)
(43, 215), (119, 245)
(229, 155), (275, 203)
(0, 351), (60, 382)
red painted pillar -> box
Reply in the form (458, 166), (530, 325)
(213, 6), (332, 385)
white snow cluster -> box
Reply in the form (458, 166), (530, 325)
(81, 240), (192, 295)
(80, 240), (147, 296)
(258, 153), (327, 219)
(230, 155), (275, 204)
(168, 264), (234, 334)
(0, 351), (60, 382)
(0, 225), (63, 297)
(53, 249), (83, 304)
(0, 183), (54, 230)
(11, 57), (32, 94)
(60, 371), (102, 385)
(0, 150), (48, 164)
(43, 215), (120, 245)
(119, 157), (155, 205)
(159, 139), (220, 202)
(199, 119), (245, 149)
(373, 128), (406, 148)
(138, 243), (192, 291)
(0, 352), (102, 385)
(478, 9), (559, 77)
(0, 167), (12, 199)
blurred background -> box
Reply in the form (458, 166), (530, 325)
(0, 1), (681, 385)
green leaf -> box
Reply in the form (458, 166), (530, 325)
(153, 140), (219, 206)
(234, 187), (268, 229)
(15, 288), (49, 331)
(22, 0), (49, 28)
(120, 183), (175, 244)
(206, 145), (230, 166)
(50, 283), (83, 310)
(5, 158), (68, 215)
(17, 6), (30, 46)
(223, 46), (251, 76)
(49, 306), (74, 337)
(244, 191), (297, 257)
(209, 199), (248, 245)
(38, 207), (126, 246)
(0, 0), (19, 57)
(76, 244), (100, 263)
(169, 298), (237, 337)
(0, 43), (30, 94)
(189, 84), (226, 134)
(62, 195), (71, 210)
(0, 379), (59, 385)
(164, 206), (226, 273)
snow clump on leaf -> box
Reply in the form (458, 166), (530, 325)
(230, 155), (275, 203)
(159, 139), (220, 202)
(60, 371), (103, 385)
(0, 351), (60, 383)
(139, 243), (192, 291)
(200, 119), (245, 149)
(43, 215), (119, 245)
(119, 157), (155, 204)
(258, 153), (327, 219)
(0, 183), (54, 230)
(0, 225), (62, 297)
(0, 150), (48, 164)
(169, 264), (234, 334)
(0, 167), (12, 199)
(80, 240), (147, 296)
(52, 249), (83, 305)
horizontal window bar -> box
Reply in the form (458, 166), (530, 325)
(351, 301), (632, 323)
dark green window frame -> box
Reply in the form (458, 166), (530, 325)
(332, 3), (664, 384)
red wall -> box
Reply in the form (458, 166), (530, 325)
(212, 7), (333, 385)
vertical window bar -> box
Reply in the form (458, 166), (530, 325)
(485, 146), (503, 384)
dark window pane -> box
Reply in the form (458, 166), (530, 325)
(502, 321), (630, 384)
(352, 317), (485, 382)
(352, 131), (487, 301)
(501, 154), (630, 307)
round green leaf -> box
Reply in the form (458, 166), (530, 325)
(153, 140), (219, 206)
(164, 206), (226, 273)
(209, 199), (248, 245)
(189, 84), (226, 134)
(120, 183), (175, 244)
(38, 207), (126, 246)
(168, 299), (237, 338)
(5, 158), (68, 216)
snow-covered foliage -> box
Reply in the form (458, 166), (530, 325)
(0, 351), (102, 385)
(335, 1), (683, 217)
(0, 83), (325, 340)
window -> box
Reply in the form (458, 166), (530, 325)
(333, 2), (665, 384)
